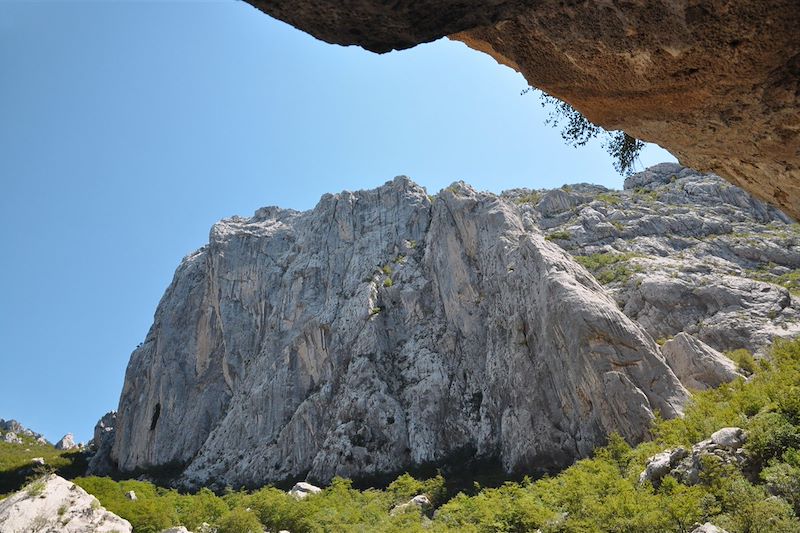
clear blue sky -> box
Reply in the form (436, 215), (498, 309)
(0, 1), (676, 443)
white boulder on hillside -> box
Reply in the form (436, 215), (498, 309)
(2, 432), (22, 444)
(0, 474), (131, 532)
(661, 333), (744, 390)
(289, 482), (322, 499)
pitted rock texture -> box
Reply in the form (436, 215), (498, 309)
(246, 0), (800, 220)
(505, 163), (800, 354)
(109, 177), (688, 488)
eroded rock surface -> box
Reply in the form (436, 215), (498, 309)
(109, 177), (688, 488)
(661, 333), (743, 390)
(0, 474), (132, 533)
(87, 411), (117, 476)
(505, 163), (800, 354)
(245, 1), (800, 220)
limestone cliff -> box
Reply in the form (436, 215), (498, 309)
(505, 163), (800, 354)
(109, 177), (688, 488)
(245, 1), (800, 220)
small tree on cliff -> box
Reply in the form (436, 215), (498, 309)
(524, 88), (644, 176)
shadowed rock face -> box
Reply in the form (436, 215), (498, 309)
(109, 178), (688, 489)
(246, 1), (800, 220)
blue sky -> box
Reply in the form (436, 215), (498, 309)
(0, 1), (676, 443)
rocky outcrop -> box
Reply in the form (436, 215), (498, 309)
(639, 427), (747, 487)
(0, 418), (46, 442)
(87, 411), (117, 476)
(390, 494), (431, 516)
(505, 163), (800, 353)
(289, 482), (321, 500)
(0, 474), (132, 533)
(661, 333), (743, 390)
(2, 432), (22, 445)
(244, 1), (800, 220)
(109, 177), (688, 488)
(55, 433), (79, 451)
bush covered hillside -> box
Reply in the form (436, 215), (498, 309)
(0, 436), (86, 496)
(1, 336), (792, 532)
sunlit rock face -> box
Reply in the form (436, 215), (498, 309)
(505, 163), (800, 354)
(245, 0), (800, 220)
(109, 177), (687, 489)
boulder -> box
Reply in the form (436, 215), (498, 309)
(710, 427), (746, 449)
(390, 494), (432, 515)
(691, 524), (729, 533)
(31, 457), (45, 465)
(661, 333), (744, 390)
(289, 482), (322, 500)
(0, 474), (132, 532)
(638, 448), (688, 486)
(125, 490), (137, 501)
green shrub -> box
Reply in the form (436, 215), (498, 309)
(596, 192), (621, 205)
(545, 230), (572, 241)
(218, 508), (263, 533)
(387, 472), (447, 507)
(728, 348), (757, 374)
(574, 252), (642, 284)
(383, 277), (394, 288)
(515, 192), (541, 205)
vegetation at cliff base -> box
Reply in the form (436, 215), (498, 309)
(0, 436), (85, 496)
(16, 336), (788, 532)
(2, 337), (798, 531)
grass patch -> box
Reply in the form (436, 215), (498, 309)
(749, 268), (800, 296)
(574, 252), (642, 284)
(515, 191), (541, 205)
(545, 230), (572, 242)
(595, 192), (621, 205)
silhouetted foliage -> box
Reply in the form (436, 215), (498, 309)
(524, 88), (645, 176)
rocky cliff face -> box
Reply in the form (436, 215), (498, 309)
(109, 176), (689, 489)
(506, 163), (800, 353)
(245, 1), (800, 220)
